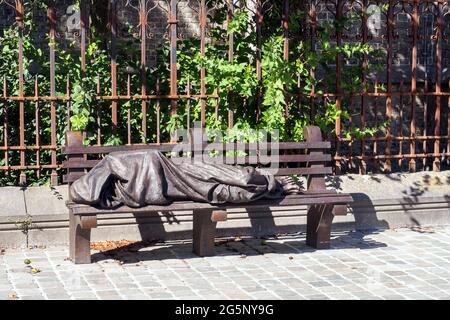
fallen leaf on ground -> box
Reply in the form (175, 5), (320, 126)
(90, 240), (137, 251)
(31, 268), (41, 274)
(24, 259), (32, 265)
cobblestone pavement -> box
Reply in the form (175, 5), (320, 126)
(1, 226), (450, 300)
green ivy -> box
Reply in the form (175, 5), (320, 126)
(0, 2), (387, 186)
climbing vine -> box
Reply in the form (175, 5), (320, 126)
(0, 1), (386, 186)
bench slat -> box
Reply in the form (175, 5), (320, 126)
(62, 141), (331, 155)
(63, 166), (332, 183)
(62, 154), (332, 169)
(269, 167), (333, 176)
(68, 192), (353, 215)
(64, 172), (87, 183)
(63, 159), (101, 169)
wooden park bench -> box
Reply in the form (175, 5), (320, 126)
(63, 126), (353, 264)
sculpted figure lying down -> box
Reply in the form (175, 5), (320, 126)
(70, 149), (301, 209)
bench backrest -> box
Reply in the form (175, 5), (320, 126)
(63, 126), (332, 189)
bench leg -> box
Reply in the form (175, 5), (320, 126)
(306, 204), (334, 249)
(69, 213), (97, 264)
(193, 209), (217, 257)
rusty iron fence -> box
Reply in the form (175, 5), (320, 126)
(0, 0), (450, 186)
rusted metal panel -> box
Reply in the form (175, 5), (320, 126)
(0, 0), (449, 183)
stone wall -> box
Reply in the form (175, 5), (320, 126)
(0, 0), (200, 66)
(1, 1), (449, 76)
(315, 2), (450, 82)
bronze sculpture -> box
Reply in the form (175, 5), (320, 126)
(70, 149), (301, 208)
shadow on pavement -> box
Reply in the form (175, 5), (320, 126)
(91, 228), (388, 264)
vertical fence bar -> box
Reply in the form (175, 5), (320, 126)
(140, 0), (147, 142)
(96, 76), (101, 145)
(2, 76), (8, 174)
(384, 0), (394, 172)
(186, 78), (191, 131)
(433, 2), (443, 171)
(409, 0), (419, 172)
(127, 73), (131, 145)
(373, 79), (378, 168)
(255, 0), (263, 121)
(199, 0), (207, 128)
(335, 0), (343, 173)
(156, 77), (161, 144)
(15, 0), (26, 184)
(448, 79), (450, 161)
(80, 0), (88, 75)
(66, 77), (71, 131)
(360, 0), (368, 174)
(423, 78), (428, 169)
(80, 0), (89, 161)
(309, 1), (317, 122)
(214, 87), (219, 119)
(34, 76), (40, 179)
(282, 0), (289, 120)
(110, 0), (118, 135)
(169, 0), (178, 117)
(48, 0), (58, 185)
(399, 80), (404, 168)
(282, 0), (289, 60)
(227, 0), (234, 129)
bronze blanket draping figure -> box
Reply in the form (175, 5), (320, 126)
(70, 150), (300, 208)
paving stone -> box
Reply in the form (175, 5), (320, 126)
(304, 294), (330, 300)
(272, 289), (302, 299)
(148, 291), (175, 299)
(94, 289), (120, 296)
(122, 294), (150, 300)
(3, 227), (450, 300)
(249, 291), (282, 300)
(20, 295), (46, 300)
(15, 288), (43, 296)
(239, 285), (267, 293)
(382, 295), (407, 300)
(46, 293), (72, 300)
(14, 279), (40, 287)
(0, 284), (13, 291)
(114, 282), (139, 289)
(0, 290), (17, 300)
(70, 292), (98, 300)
